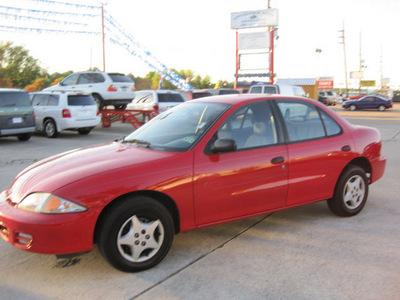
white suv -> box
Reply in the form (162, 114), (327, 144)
(44, 71), (135, 111)
(127, 90), (185, 111)
(30, 91), (100, 138)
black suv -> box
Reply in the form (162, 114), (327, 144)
(0, 89), (35, 141)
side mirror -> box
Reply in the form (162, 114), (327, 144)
(211, 139), (237, 153)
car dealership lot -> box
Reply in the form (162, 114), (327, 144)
(0, 104), (399, 300)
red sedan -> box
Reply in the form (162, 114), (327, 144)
(0, 95), (386, 272)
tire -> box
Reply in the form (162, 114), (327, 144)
(328, 165), (369, 217)
(114, 104), (127, 110)
(17, 133), (32, 141)
(93, 94), (104, 111)
(378, 105), (385, 112)
(98, 196), (174, 272)
(78, 127), (93, 135)
(350, 104), (357, 111)
(44, 119), (59, 138)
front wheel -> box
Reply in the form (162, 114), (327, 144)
(97, 196), (174, 272)
(350, 104), (357, 111)
(328, 165), (369, 217)
(378, 105), (385, 112)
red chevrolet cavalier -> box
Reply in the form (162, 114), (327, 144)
(0, 95), (386, 272)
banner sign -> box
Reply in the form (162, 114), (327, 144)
(238, 31), (269, 50)
(360, 80), (376, 87)
(318, 80), (334, 90)
(231, 9), (278, 29)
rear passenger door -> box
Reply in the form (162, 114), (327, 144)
(276, 100), (353, 205)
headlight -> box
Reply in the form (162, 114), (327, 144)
(17, 193), (87, 214)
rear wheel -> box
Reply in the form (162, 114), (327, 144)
(17, 133), (32, 141)
(44, 119), (58, 138)
(114, 104), (127, 110)
(93, 94), (104, 111)
(378, 105), (385, 111)
(328, 165), (368, 216)
(98, 196), (174, 272)
(78, 127), (93, 135)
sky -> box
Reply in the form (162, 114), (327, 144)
(0, 0), (399, 89)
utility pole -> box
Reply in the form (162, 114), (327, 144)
(339, 22), (348, 97)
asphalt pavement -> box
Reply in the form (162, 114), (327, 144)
(0, 104), (399, 300)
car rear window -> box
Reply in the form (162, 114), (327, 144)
(158, 93), (185, 103)
(0, 91), (31, 107)
(68, 95), (96, 106)
(108, 74), (133, 83)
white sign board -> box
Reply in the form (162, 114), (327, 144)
(350, 71), (364, 79)
(231, 9), (278, 29)
(238, 31), (269, 50)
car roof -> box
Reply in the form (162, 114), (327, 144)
(31, 90), (91, 96)
(0, 88), (27, 93)
(190, 94), (310, 105)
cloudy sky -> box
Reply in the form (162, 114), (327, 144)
(1, 0), (399, 88)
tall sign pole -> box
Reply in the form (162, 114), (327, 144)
(101, 4), (106, 71)
(231, 8), (278, 85)
(235, 31), (239, 88)
(268, 0), (274, 84)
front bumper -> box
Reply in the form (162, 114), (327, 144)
(0, 197), (100, 255)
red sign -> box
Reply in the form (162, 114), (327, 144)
(318, 80), (334, 90)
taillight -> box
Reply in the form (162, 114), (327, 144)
(62, 109), (71, 118)
(107, 85), (118, 92)
(153, 104), (159, 112)
(33, 113), (36, 120)
(131, 86), (136, 91)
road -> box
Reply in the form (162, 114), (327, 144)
(0, 104), (399, 300)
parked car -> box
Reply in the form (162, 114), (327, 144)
(249, 84), (306, 97)
(318, 90), (337, 106)
(0, 88), (35, 141)
(127, 89), (184, 113)
(0, 95), (386, 272)
(30, 91), (100, 138)
(179, 89), (212, 101)
(342, 95), (393, 111)
(207, 88), (240, 96)
(44, 71), (135, 111)
(347, 93), (369, 100)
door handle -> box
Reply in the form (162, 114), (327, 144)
(271, 156), (285, 164)
(341, 145), (351, 152)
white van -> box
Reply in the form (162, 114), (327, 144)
(249, 84), (306, 97)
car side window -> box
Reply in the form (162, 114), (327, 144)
(91, 73), (105, 83)
(32, 94), (48, 106)
(277, 101), (325, 142)
(320, 110), (342, 136)
(216, 101), (278, 150)
(47, 95), (59, 106)
(78, 73), (91, 84)
(62, 74), (79, 86)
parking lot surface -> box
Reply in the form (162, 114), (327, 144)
(0, 104), (399, 300)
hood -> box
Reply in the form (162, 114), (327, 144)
(8, 141), (178, 203)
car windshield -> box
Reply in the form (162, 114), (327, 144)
(109, 74), (133, 83)
(68, 95), (96, 106)
(123, 102), (230, 152)
(158, 93), (184, 103)
(0, 91), (30, 107)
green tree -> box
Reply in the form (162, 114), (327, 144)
(0, 42), (46, 88)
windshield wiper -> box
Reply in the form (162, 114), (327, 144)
(122, 138), (151, 148)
